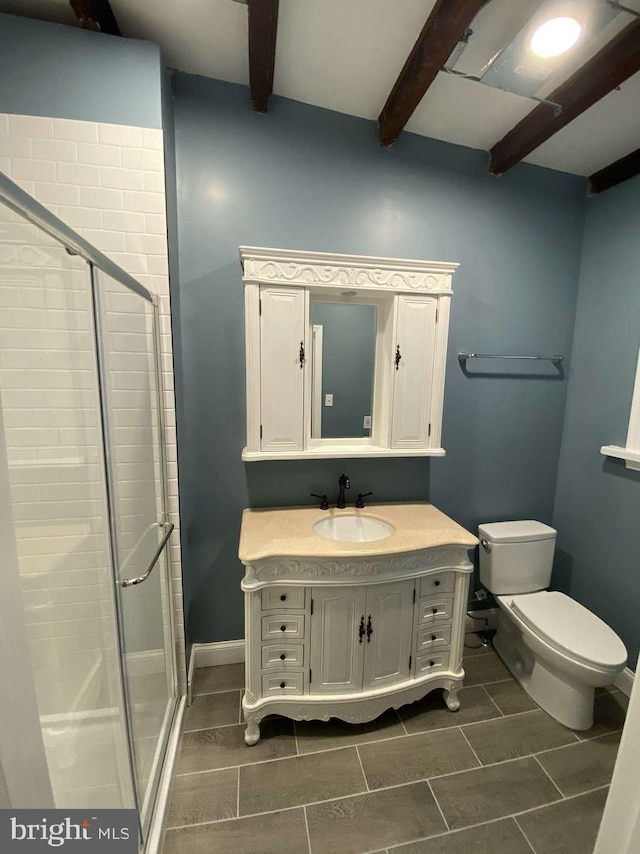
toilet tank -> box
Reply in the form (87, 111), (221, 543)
(478, 521), (557, 595)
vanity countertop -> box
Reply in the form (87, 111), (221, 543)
(238, 501), (478, 562)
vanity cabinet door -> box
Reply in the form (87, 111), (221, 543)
(309, 587), (367, 695)
(259, 286), (306, 452)
(363, 580), (415, 690)
(391, 295), (437, 449)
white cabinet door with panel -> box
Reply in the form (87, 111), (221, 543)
(363, 580), (415, 690)
(391, 296), (437, 449)
(309, 587), (367, 695)
(259, 286), (306, 452)
(241, 247), (457, 461)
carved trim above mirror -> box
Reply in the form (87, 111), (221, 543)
(240, 246), (458, 294)
(239, 246), (459, 462)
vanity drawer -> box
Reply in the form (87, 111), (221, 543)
(261, 614), (305, 641)
(420, 572), (455, 597)
(415, 652), (450, 678)
(261, 671), (305, 697)
(418, 597), (454, 625)
(261, 587), (306, 611)
(416, 624), (452, 653)
(261, 643), (305, 669)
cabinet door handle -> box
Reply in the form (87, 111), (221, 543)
(366, 615), (373, 643)
(280, 653), (286, 661)
(280, 624), (287, 632)
(358, 615), (365, 644)
(299, 341), (305, 369)
(395, 344), (401, 370)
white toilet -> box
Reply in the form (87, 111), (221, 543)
(478, 520), (627, 730)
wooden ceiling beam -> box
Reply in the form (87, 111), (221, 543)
(248, 0), (280, 113)
(69, 0), (120, 36)
(588, 147), (640, 195)
(378, 0), (487, 147)
(490, 20), (640, 175)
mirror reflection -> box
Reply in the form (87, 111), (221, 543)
(310, 301), (377, 439)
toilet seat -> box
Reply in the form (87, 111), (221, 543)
(509, 591), (627, 672)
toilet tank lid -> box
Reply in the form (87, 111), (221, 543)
(478, 520), (557, 544)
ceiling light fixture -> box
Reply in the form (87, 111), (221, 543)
(530, 16), (583, 58)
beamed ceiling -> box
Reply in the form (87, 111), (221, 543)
(2, 0), (640, 190)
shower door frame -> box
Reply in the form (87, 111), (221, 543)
(0, 171), (181, 847)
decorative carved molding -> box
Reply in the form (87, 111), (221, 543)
(242, 547), (472, 588)
(242, 672), (464, 727)
(239, 247), (457, 295)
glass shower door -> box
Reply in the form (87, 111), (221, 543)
(93, 268), (177, 836)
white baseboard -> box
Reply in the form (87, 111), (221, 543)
(193, 639), (245, 669)
(614, 666), (634, 698)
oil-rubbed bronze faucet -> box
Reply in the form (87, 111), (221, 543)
(336, 473), (351, 509)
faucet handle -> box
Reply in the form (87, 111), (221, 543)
(310, 493), (329, 510)
(355, 492), (373, 509)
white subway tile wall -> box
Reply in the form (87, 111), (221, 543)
(0, 115), (185, 698)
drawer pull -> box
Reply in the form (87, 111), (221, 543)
(280, 624), (286, 632)
(280, 653), (286, 660)
(431, 635), (436, 641)
(432, 608), (438, 615)
(280, 682), (286, 689)
(280, 594), (287, 601)
(430, 660), (435, 666)
(435, 580), (440, 586)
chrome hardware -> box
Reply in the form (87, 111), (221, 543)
(458, 353), (563, 364)
(121, 522), (174, 587)
(480, 538), (492, 552)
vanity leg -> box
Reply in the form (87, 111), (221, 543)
(244, 715), (261, 746)
(444, 683), (461, 712)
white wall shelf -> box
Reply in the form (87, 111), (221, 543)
(601, 347), (640, 472)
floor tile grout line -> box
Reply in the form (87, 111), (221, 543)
(236, 766), (240, 819)
(458, 725), (484, 768)
(385, 784), (611, 852)
(534, 728), (622, 756)
(479, 683), (506, 717)
(532, 754), (566, 800)
(513, 815), (539, 853)
(354, 744), (370, 792)
(426, 778), (450, 833)
(303, 805), (312, 854)
(165, 780), (612, 833)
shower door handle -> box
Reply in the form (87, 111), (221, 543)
(121, 522), (174, 587)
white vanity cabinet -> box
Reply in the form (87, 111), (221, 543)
(240, 247), (458, 462)
(240, 530), (474, 746)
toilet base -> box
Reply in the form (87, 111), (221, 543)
(493, 611), (594, 731)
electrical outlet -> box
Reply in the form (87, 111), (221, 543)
(363, 415), (372, 429)
(475, 589), (488, 601)
(324, 394), (333, 407)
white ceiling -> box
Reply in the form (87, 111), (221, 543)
(3, 0), (640, 176)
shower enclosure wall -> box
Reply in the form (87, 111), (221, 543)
(0, 173), (182, 848)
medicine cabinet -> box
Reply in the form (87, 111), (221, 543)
(239, 246), (458, 461)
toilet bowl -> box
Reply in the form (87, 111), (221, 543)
(479, 521), (627, 730)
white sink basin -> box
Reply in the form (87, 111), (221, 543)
(313, 514), (394, 543)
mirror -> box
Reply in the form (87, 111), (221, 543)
(310, 300), (377, 439)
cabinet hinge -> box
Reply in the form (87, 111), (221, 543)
(260, 425), (263, 439)
(413, 587), (416, 604)
(436, 308), (439, 323)
(310, 598), (314, 616)
(309, 669), (312, 684)
(409, 655), (412, 670)
(428, 423), (432, 437)
(259, 298), (262, 316)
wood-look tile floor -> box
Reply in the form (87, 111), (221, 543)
(163, 638), (628, 854)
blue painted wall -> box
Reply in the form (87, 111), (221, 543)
(170, 73), (587, 644)
(552, 174), (640, 669)
(0, 14), (162, 128)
